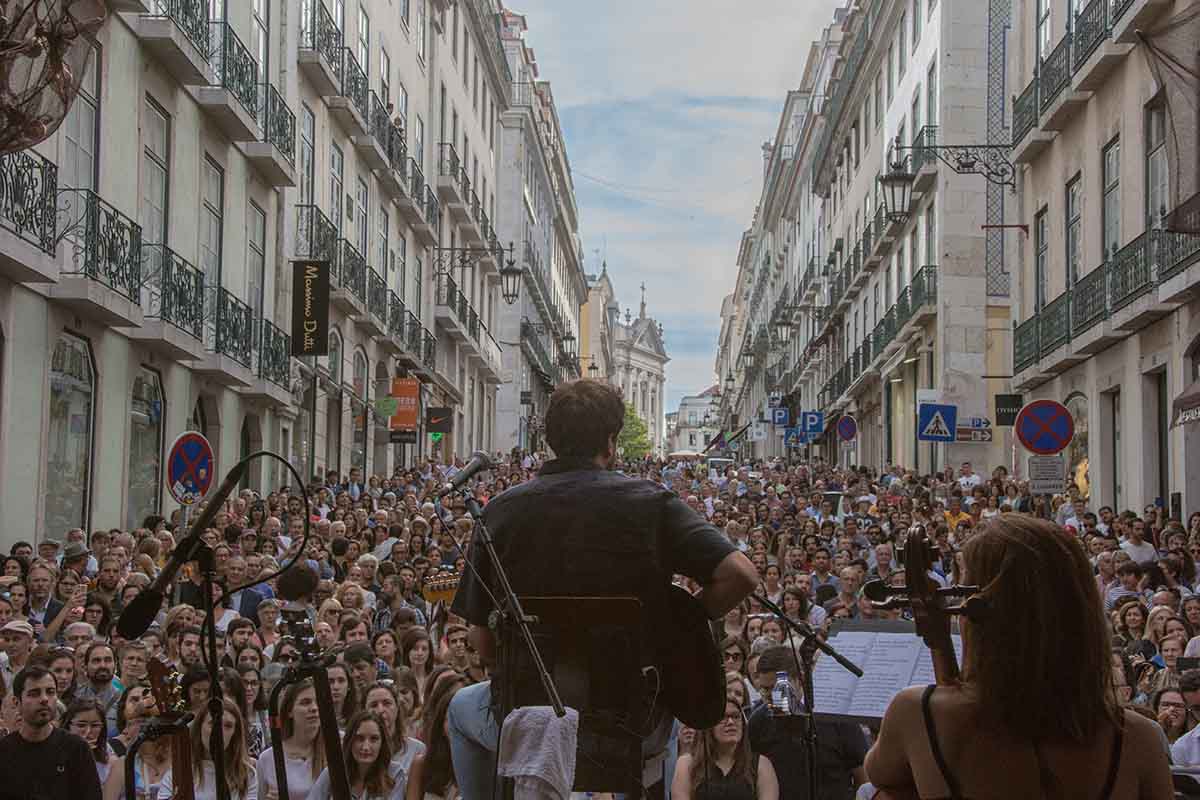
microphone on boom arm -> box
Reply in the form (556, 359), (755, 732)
(437, 451), (494, 498)
(116, 461), (247, 640)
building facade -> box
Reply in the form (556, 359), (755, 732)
(615, 292), (670, 456)
(1007, 0), (1200, 511)
(579, 262), (618, 383)
(0, 0), (548, 545)
(493, 9), (587, 455)
(719, 0), (1013, 472)
(669, 388), (721, 454)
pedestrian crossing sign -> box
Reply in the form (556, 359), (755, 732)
(917, 403), (958, 442)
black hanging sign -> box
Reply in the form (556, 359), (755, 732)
(291, 259), (331, 356)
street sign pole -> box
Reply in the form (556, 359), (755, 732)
(308, 369), (318, 484)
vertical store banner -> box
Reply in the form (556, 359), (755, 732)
(291, 260), (331, 356)
(381, 378), (420, 444)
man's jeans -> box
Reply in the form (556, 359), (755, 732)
(448, 680), (671, 799)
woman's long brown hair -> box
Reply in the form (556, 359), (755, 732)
(280, 679), (327, 779)
(342, 711), (395, 797)
(961, 516), (1120, 742)
(190, 698), (250, 797)
(689, 701), (756, 794)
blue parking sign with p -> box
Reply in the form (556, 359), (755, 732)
(772, 407), (789, 426)
(801, 411), (824, 433)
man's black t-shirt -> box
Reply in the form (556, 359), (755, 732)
(0, 727), (103, 800)
(747, 702), (868, 800)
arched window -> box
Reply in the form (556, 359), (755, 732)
(126, 368), (163, 528)
(350, 349), (368, 474)
(327, 329), (343, 385)
(1065, 392), (1090, 500)
(44, 333), (94, 536)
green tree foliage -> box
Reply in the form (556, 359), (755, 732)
(617, 403), (652, 459)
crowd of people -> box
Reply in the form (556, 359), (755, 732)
(0, 443), (1191, 798)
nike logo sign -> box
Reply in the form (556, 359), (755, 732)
(431, 417), (448, 425)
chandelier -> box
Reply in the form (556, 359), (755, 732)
(1, 0), (107, 154)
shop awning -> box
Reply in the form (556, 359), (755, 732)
(1173, 378), (1200, 426)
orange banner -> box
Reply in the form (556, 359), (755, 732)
(389, 378), (420, 430)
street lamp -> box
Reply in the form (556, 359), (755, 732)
(588, 361), (599, 377)
(500, 242), (521, 305)
(880, 137), (915, 224)
(773, 316), (793, 346)
(724, 371), (735, 394)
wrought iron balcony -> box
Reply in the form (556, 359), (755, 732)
(136, 0), (211, 86)
(1071, 264), (1108, 335)
(355, 91), (390, 170)
(1040, 33), (1073, 113)
(1014, 315), (1040, 373)
(911, 125), (938, 174)
(298, 0), (343, 96)
(511, 80), (535, 107)
(1012, 75), (1039, 148)
(328, 47), (369, 135)
(367, 266), (387, 323)
(404, 311), (423, 355)
(386, 290), (406, 341)
(423, 186), (441, 229)
(1039, 290), (1072, 355)
(242, 84), (297, 186)
(57, 188), (142, 304)
(408, 158), (425, 203)
(1154, 229), (1200, 284)
(336, 239), (368, 304)
(422, 328), (436, 370)
(295, 204), (338, 264)
(142, 243), (203, 339)
(1074, 0), (1110, 69)
(201, 21), (260, 137)
(1108, 233), (1155, 311)
(520, 322), (555, 382)
(148, 0), (209, 54)
(257, 318), (292, 389)
(0, 149), (58, 265)
(209, 286), (254, 368)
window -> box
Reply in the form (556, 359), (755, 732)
(927, 60), (937, 127)
(913, 0), (921, 48)
(874, 74), (883, 130)
(327, 329), (342, 383)
(1147, 101), (1169, 229)
(1036, 0), (1051, 62)
(1034, 207), (1048, 310)
(357, 6), (369, 74)
(887, 46), (895, 101)
(351, 350), (368, 474)
(1110, 390), (1122, 507)
(398, 236), (407, 295)
(247, 202), (266, 318)
(300, 104), (315, 206)
(1102, 137), (1120, 260)
(378, 206), (389, 274)
(126, 368), (163, 530)
(45, 333), (94, 535)
(1066, 175), (1081, 285)
(331, 144), (344, 234)
(899, 12), (907, 77)
(141, 98), (169, 245)
(332, 0), (344, 31)
(911, 92), (921, 140)
(416, 0), (427, 62)
(200, 156), (224, 288)
(400, 0), (410, 28)
(380, 48), (390, 107)
(451, 3), (458, 60)
(62, 45), (98, 192)
(415, 115), (425, 168)
(251, 0), (268, 80)
(398, 83), (409, 123)
(414, 255), (423, 321)
(925, 202), (936, 263)
(355, 176), (369, 255)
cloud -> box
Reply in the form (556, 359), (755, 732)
(507, 0), (846, 411)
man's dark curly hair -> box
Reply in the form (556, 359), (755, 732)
(544, 379), (625, 458)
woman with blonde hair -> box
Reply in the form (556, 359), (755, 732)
(866, 515), (1172, 798)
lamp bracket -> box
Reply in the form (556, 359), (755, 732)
(893, 143), (1016, 188)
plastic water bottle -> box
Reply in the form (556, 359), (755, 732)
(772, 671), (792, 714)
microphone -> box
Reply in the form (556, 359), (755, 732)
(116, 460), (247, 639)
(437, 451), (493, 498)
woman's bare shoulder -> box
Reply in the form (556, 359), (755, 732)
(1121, 708), (1165, 744)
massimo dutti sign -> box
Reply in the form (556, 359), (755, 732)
(292, 260), (330, 356)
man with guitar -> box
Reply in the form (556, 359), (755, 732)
(447, 378), (758, 800)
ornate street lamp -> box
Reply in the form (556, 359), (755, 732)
(724, 371), (735, 395)
(880, 137), (915, 225)
(773, 316), (793, 346)
(500, 244), (522, 305)
(587, 361), (599, 377)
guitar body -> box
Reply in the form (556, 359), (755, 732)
(147, 658), (195, 800)
(655, 584), (726, 730)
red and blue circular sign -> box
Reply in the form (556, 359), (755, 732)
(836, 415), (858, 442)
(1015, 400), (1074, 455)
(166, 432), (215, 505)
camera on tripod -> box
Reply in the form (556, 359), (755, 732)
(279, 604), (319, 660)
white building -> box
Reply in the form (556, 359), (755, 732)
(669, 387), (720, 454)
(493, 9), (588, 454)
(614, 289), (670, 456)
(0, 0), (523, 545)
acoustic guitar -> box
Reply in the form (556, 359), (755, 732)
(146, 657), (196, 800)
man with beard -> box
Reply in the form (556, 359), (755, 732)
(75, 642), (120, 736)
(91, 556), (123, 610)
(0, 665), (102, 800)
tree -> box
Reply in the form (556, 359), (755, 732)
(617, 403), (652, 459)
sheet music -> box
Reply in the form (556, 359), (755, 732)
(809, 621), (962, 723)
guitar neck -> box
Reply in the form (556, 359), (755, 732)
(170, 729), (195, 800)
(931, 648), (961, 685)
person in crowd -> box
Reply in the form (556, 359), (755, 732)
(672, 699), (779, 799)
(312, 711), (409, 800)
(162, 697), (256, 800)
(257, 679), (326, 800)
(61, 698), (122, 797)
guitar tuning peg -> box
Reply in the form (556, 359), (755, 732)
(948, 595), (991, 622)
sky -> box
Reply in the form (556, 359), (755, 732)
(508, 0), (844, 413)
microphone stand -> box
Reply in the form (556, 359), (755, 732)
(459, 491), (565, 717)
(268, 643), (351, 800)
(196, 542), (230, 800)
(753, 591), (863, 800)
(124, 716), (193, 800)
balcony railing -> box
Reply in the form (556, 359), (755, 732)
(258, 318), (291, 388)
(339, 48), (369, 120)
(511, 80), (535, 106)
(408, 158), (425, 202)
(1155, 229), (1200, 283)
(259, 84), (296, 164)
(424, 186), (441, 229)
(860, 221), (874, 261)
(367, 266), (387, 320)
(208, 21), (259, 122)
(337, 239), (367, 303)
(386, 122), (407, 173)
(1040, 33), (1073, 113)
(521, 322), (554, 378)
(1110, 0), (1136, 23)
(1074, 0), (1110, 70)
(368, 90), (391, 151)
(149, 0), (209, 54)
(0, 149), (57, 254)
(1040, 290), (1071, 354)
(387, 291), (406, 339)
(1013, 76), (1039, 146)
(1014, 315), (1040, 372)
(404, 311), (422, 353)
(438, 142), (460, 179)
(142, 243), (204, 339)
(1071, 264), (1107, 334)
(911, 125), (939, 173)
(295, 204), (338, 263)
(910, 264), (938, 310)
(421, 328), (436, 369)
(58, 189), (142, 304)
(211, 286), (254, 367)
(300, 0), (343, 79)
(468, 308), (481, 342)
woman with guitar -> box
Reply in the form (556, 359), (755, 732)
(865, 515), (1173, 799)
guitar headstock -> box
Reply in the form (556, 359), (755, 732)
(421, 568), (460, 605)
(147, 657), (187, 718)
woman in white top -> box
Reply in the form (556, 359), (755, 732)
(63, 699), (124, 800)
(161, 698), (258, 800)
(211, 580), (243, 634)
(363, 682), (426, 776)
(311, 711), (408, 800)
(257, 680), (326, 800)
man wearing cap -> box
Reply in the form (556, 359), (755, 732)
(37, 540), (61, 563)
(0, 619), (35, 691)
(60, 541), (91, 577)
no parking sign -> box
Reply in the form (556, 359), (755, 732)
(166, 432), (215, 505)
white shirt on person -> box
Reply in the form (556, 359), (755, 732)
(1121, 539), (1159, 565)
(309, 759), (412, 800)
(257, 747), (319, 800)
(161, 761), (258, 800)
